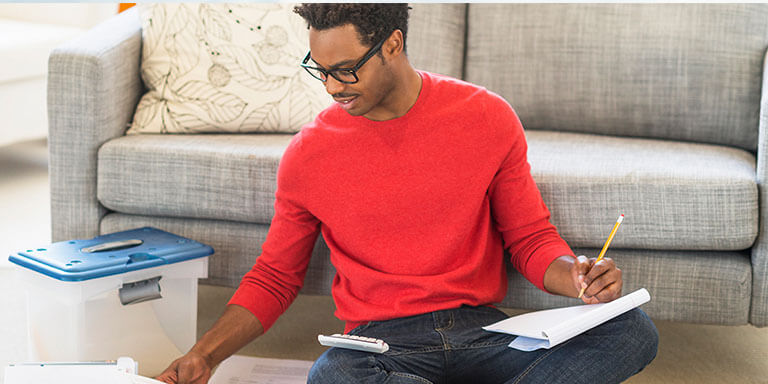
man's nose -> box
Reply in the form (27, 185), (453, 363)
(324, 75), (345, 95)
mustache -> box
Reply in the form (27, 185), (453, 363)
(332, 93), (358, 98)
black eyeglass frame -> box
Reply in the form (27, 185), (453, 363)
(301, 37), (388, 84)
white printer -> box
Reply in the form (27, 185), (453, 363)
(4, 357), (164, 384)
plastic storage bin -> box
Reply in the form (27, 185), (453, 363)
(8, 227), (213, 375)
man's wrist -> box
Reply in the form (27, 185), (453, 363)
(187, 304), (265, 369)
(188, 339), (218, 369)
(543, 255), (578, 297)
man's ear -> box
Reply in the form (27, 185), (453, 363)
(382, 29), (404, 59)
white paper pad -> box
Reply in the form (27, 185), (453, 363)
(483, 288), (651, 351)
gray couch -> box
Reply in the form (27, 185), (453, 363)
(48, 4), (768, 327)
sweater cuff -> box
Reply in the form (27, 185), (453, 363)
(525, 241), (575, 293)
(228, 284), (285, 333)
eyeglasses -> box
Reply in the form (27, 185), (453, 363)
(301, 37), (387, 84)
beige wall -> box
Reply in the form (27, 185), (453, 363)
(0, 4), (118, 146)
(0, 3), (117, 28)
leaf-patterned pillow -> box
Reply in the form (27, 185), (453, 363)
(128, 3), (331, 134)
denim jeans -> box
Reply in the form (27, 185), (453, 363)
(308, 306), (658, 384)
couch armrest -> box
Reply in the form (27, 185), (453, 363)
(48, 7), (143, 242)
(751, 47), (768, 327)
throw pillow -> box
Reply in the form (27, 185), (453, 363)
(128, 3), (330, 134)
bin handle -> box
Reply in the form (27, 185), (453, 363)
(119, 276), (162, 305)
(81, 239), (144, 253)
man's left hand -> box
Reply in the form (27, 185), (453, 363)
(571, 255), (623, 304)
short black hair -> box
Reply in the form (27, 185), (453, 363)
(293, 3), (411, 52)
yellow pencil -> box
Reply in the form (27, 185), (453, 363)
(578, 214), (624, 299)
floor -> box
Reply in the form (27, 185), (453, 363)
(1, 139), (768, 383)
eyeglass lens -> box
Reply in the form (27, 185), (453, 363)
(304, 67), (358, 84)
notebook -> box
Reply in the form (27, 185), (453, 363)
(483, 288), (651, 351)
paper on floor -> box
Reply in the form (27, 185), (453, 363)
(209, 355), (314, 384)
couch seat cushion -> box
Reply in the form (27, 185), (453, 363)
(98, 130), (758, 251)
(527, 130), (757, 250)
(98, 134), (292, 224)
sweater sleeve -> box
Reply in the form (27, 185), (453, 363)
(485, 94), (574, 292)
(228, 131), (321, 332)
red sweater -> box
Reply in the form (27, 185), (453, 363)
(229, 71), (574, 333)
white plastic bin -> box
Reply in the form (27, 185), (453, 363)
(8, 227), (213, 376)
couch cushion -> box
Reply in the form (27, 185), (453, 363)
(408, 4), (466, 80)
(98, 130), (758, 251)
(527, 130), (757, 250)
(98, 134), (291, 224)
(465, 4), (768, 151)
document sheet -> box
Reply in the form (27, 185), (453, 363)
(209, 355), (314, 384)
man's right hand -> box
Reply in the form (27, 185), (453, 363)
(154, 305), (265, 384)
(156, 351), (212, 384)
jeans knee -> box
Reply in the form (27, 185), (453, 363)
(307, 350), (340, 384)
(308, 348), (434, 384)
(624, 308), (659, 368)
(307, 348), (372, 384)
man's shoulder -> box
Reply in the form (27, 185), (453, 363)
(422, 71), (509, 108)
(287, 105), (344, 159)
(425, 71), (483, 93)
(420, 71), (521, 137)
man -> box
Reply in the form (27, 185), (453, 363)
(158, 4), (658, 384)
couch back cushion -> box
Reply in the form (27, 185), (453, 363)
(409, 4), (466, 79)
(465, 4), (768, 151)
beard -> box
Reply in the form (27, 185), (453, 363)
(337, 59), (398, 120)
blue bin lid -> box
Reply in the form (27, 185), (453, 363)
(8, 227), (214, 281)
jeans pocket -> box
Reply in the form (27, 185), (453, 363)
(348, 321), (375, 335)
(389, 371), (435, 384)
(465, 305), (510, 325)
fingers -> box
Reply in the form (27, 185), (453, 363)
(579, 257), (623, 303)
(571, 255), (592, 294)
(155, 358), (180, 384)
(155, 354), (211, 384)
(155, 373), (177, 384)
